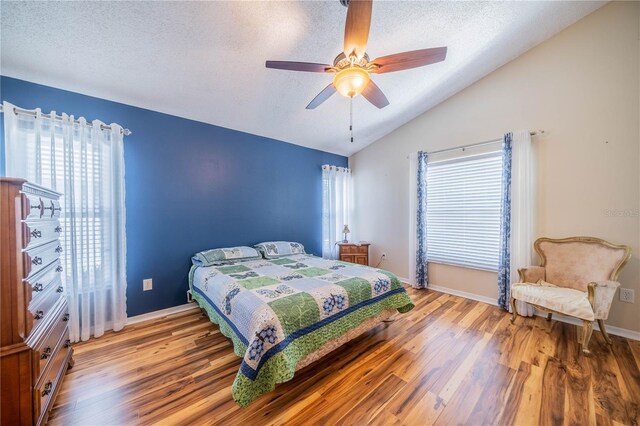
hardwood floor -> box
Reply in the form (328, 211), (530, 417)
(49, 288), (640, 426)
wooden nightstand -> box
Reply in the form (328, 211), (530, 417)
(338, 242), (370, 266)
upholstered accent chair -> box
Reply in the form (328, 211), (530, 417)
(510, 237), (631, 355)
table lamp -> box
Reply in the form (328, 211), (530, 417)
(342, 225), (350, 243)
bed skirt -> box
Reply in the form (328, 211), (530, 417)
(294, 308), (396, 371)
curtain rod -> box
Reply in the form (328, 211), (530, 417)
(409, 130), (543, 158)
(0, 104), (132, 136)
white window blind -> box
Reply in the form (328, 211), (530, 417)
(32, 130), (107, 277)
(426, 152), (502, 271)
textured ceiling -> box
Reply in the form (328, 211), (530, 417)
(1, 1), (604, 156)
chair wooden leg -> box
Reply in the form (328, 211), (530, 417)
(597, 319), (613, 346)
(510, 297), (518, 324)
(546, 313), (552, 322)
(581, 321), (593, 355)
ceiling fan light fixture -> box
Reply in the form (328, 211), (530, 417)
(333, 67), (370, 98)
(265, 0), (447, 110)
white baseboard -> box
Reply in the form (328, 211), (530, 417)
(427, 284), (500, 307)
(542, 312), (640, 341)
(126, 302), (199, 326)
(398, 278), (639, 341)
(397, 277), (499, 307)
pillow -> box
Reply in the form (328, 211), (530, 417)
(192, 246), (262, 266)
(254, 241), (306, 259)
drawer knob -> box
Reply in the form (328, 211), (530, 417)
(32, 256), (43, 265)
(64, 339), (71, 348)
(56, 285), (64, 293)
(63, 313), (70, 322)
(56, 265), (63, 273)
(55, 225), (63, 233)
(42, 382), (53, 397)
(31, 229), (42, 238)
(55, 246), (63, 253)
(41, 346), (52, 359)
(34, 310), (44, 320)
(33, 283), (43, 292)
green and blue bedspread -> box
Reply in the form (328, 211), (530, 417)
(189, 253), (414, 406)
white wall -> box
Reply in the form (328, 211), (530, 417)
(350, 1), (640, 332)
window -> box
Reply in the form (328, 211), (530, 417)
(426, 152), (502, 271)
(322, 165), (352, 259)
(5, 103), (127, 340)
(35, 130), (107, 276)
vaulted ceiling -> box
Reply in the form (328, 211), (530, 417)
(1, 1), (604, 156)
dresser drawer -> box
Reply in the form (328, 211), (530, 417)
(22, 193), (45, 220)
(340, 245), (356, 254)
(34, 337), (72, 425)
(33, 306), (70, 385)
(28, 282), (66, 336)
(22, 220), (62, 250)
(25, 259), (62, 305)
(340, 254), (355, 263)
(42, 198), (62, 219)
(355, 245), (369, 254)
(23, 240), (63, 280)
(339, 244), (369, 254)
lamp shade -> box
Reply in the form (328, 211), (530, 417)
(333, 67), (370, 98)
(342, 225), (351, 234)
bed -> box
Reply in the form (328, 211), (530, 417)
(188, 245), (414, 407)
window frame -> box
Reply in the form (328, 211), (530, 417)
(425, 150), (503, 272)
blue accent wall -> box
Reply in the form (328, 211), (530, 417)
(0, 76), (347, 316)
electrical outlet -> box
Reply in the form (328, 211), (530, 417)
(619, 288), (634, 303)
(143, 278), (153, 291)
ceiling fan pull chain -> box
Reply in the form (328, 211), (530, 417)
(350, 96), (354, 143)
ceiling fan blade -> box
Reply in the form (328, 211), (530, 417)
(306, 84), (337, 109)
(371, 47), (447, 74)
(361, 80), (389, 109)
(343, 0), (372, 59)
(266, 61), (331, 73)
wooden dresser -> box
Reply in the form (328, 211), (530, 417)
(338, 242), (370, 266)
(1, 178), (73, 426)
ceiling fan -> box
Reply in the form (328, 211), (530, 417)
(265, 0), (447, 109)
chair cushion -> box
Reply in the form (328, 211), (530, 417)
(511, 281), (595, 321)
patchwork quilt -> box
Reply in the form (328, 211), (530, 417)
(189, 253), (414, 407)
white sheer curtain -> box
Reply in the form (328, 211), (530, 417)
(322, 165), (352, 259)
(4, 101), (127, 341)
(511, 131), (536, 316)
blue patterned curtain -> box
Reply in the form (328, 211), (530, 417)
(415, 151), (429, 288)
(497, 133), (513, 310)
